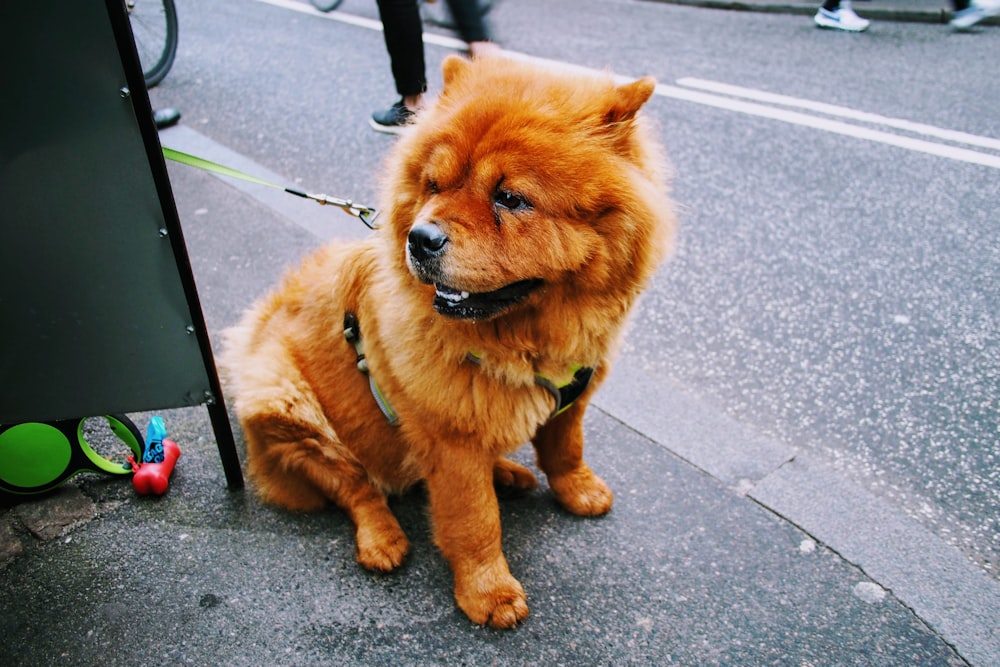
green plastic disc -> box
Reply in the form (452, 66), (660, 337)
(0, 423), (73, 488)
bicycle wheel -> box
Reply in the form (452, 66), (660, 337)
(127, 0), (179, 88)
(309, 0), (346, 11)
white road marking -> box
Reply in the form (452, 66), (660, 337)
(676, 77), (1000, 152)
(656, 82), (1000, 170)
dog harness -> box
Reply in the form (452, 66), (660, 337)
(343, 313), (594, 426)
(343, 313), (400, 426)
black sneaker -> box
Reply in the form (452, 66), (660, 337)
(153, 107), (181, 129)
(369, 100), (415, 135)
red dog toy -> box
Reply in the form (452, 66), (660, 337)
(128, 416), (181, 496)
(131, 438), (180, 496)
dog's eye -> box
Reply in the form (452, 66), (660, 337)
(427, 180), (440, 195)
(494, 189), (530, 212)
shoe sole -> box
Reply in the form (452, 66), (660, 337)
(814, 17), (870, 30)
(950, 12), (986, 28)
(368, 117), (409, 135)
(950, 3), (1000, 27)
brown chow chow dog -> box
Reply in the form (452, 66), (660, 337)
(222, 55), (675, 628)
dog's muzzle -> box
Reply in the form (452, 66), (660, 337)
(407, 222), (449, 273)
(407, 222), (541, 320)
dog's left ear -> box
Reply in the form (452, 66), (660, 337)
(605, 77), (656, 125)
(442, 54), (473, 88)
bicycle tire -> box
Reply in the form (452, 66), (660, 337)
(309, 0), (346, 11)
(127, 0), (179, 88)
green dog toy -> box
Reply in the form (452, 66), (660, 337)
(0, 415), (144, 495)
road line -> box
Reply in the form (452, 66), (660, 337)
(257, 0), (1000, 170)
(676, 77), (1000, 152)
(655, 82), (1000, 169)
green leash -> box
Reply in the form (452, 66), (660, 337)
(161, 147), (380, 228)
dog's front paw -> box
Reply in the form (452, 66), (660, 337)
(355, 521), (410, 572)
(455, 570), (529, 629)
(493, 458), (538, 492)
(549, 467), (614, 516)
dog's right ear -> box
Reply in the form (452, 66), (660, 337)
(606, 77), (656, 125)
(442, 54), (473, 87)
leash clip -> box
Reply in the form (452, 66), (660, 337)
(307, 193), (380, 229)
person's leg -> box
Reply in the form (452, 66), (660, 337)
(372, 0), (426, 132)
(375, 0), (427, 101)
(444, 0), (491, 44)
(444, 0), (500, 58)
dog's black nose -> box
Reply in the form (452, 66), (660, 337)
(408, 223), (449, 262)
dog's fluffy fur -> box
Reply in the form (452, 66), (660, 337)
(222, 55), (676, 628)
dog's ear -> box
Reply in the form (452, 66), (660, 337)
(442, 54), (473, 88)
(605, 77), (656, 125)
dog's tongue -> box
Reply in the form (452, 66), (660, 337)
(435, 285), (470, 305)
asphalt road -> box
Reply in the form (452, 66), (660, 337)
(150, 0), (999, 581)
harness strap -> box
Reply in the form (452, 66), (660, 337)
(465, 353), (595, 419)
(345, 313), (595, 426)
(343, 313), (399, 426)
(535, 366), (596, 417)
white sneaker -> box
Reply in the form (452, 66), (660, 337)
(950, 0), (1000, 29)
(814, 6), (871, 31)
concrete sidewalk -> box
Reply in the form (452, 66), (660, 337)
(2, 120), (996, 665)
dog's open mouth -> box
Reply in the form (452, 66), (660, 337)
(433, 279), (542, 320)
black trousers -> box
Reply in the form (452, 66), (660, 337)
(375, 0), (491, 97)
